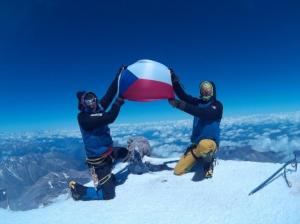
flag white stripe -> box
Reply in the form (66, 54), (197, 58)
(127, 59), (172, 85)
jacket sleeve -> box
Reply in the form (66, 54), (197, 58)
(99, 74), (119, 111)
(172, 80), (199, 105)
(178, 100), (223, 121)
(78, 104), (121, 131)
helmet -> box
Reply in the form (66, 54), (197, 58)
(199, 81), (214, 101)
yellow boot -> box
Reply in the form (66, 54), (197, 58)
(174, 139), (217, 175)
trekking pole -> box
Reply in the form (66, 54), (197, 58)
(249, 152), (298, 196)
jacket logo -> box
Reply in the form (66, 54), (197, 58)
(91, 113), (103, 117)
(212, 105), (217, 110)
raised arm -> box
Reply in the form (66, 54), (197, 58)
(99, 66), (126, 110)
(78, 98), (124, 131)
(170, 69), (199, 105)
(169, 99), (223, 121)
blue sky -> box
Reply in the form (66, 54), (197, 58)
(0, 0), (300, 131)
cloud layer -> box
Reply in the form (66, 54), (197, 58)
(1, 111), (299, 161)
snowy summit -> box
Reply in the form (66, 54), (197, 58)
(1, 158), (299, 224)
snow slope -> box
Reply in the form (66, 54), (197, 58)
(1, 159), (300, 224)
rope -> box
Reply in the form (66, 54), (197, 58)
(86, 148), (113, 166)
(98, 174), (112, 186)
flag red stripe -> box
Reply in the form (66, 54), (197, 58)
(123, 79), (174, 101)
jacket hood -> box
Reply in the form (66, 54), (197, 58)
(77, 91), (86, 111)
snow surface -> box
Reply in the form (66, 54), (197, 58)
(1, 158), (300, 224)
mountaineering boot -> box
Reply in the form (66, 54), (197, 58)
(68, 181), (87, 201)
(174, 139), (217, 175)
(204, 169), (213, 178)
(204, 162), (214, 178)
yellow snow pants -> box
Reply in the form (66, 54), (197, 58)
(174, 139), (217, 175)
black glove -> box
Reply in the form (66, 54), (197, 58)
(114, 97), (125, 107)
(168, 98), (185, 109)
(169, 68), (179, 83)
(168, 98), (179, 108)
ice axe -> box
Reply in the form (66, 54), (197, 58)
(248, 152), (298, 196)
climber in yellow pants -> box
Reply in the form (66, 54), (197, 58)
(168, 69), (223, 178)
(174, 139), (217, 176)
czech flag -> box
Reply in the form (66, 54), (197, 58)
(118, 59), (175, 101)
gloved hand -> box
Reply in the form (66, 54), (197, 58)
(168, 98), (179, 108)
(169, 68), (179, 83)
(114, 97), (125, 107)
(168, 98), (185, 109)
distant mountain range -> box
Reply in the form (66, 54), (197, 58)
(0, 151), (90, 210)
(1, 159), (300, 224)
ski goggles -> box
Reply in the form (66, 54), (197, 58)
(84, 96), (97, 106)
(81, 92), (97, 107)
